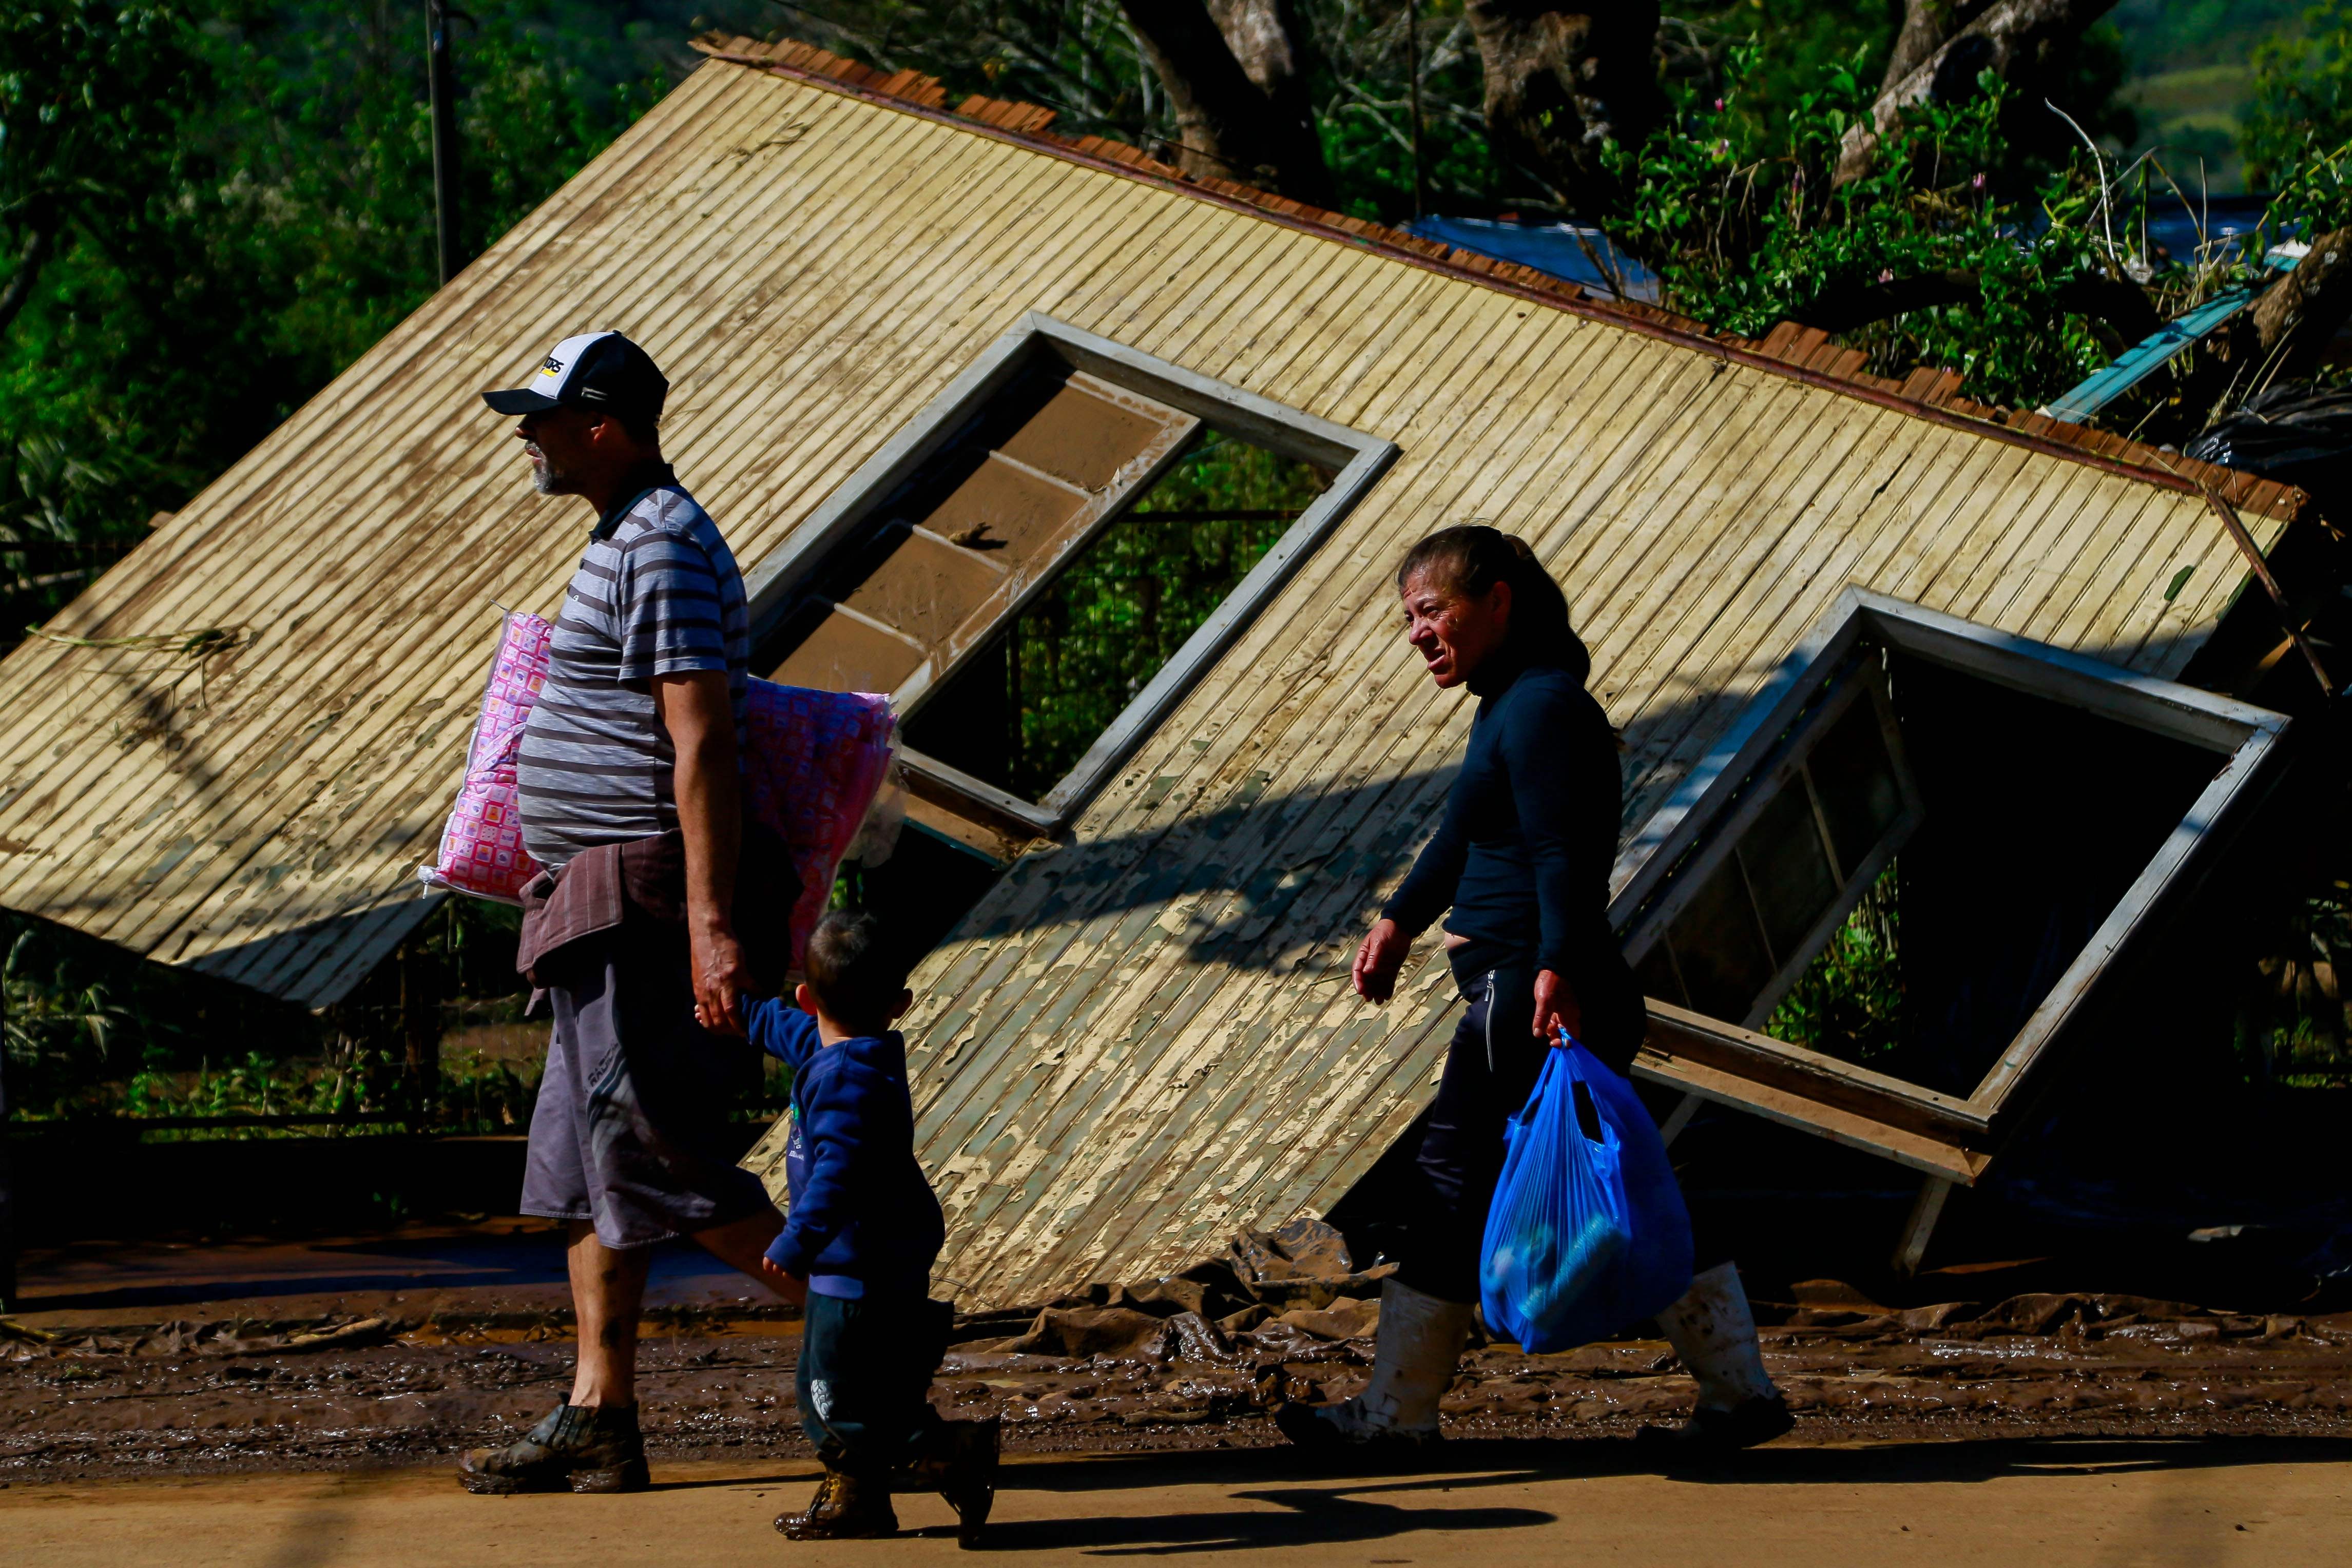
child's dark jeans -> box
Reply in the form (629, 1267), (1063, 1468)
(797, 1291), (953, 1477)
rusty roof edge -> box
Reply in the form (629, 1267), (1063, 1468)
(692, 33), (2309, 529)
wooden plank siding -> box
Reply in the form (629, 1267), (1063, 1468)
(0, 54), (2298, 1303)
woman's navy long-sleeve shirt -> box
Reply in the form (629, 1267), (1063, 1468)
(1381, 651), (1643, 1060)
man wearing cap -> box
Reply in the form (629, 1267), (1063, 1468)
(458, 332), (797, 1495)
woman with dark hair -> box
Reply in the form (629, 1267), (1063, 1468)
(1278, 526), (1789, 1453)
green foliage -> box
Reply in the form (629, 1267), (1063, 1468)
(3, 920), (132, 1083)
(1308, 2), (1499, 223)
(0, 3), (202, 265)
(1670, 5), (2132, 187)
(999, 434), (1327, 799)
(99, 1047), (546, 1138)
(2245, 2), (2352, 222)
(3, 891), (550, 1131)
(1607, 48), (2115, 408)
(779, 0), (1159, 142)
(1766, 866), (1904, 1065)
(2119, 0), (2309, 72)
(774, 1), (1516, 222)
(2235, 886), (2352, 1088)
(0, 2), (668, 637)
(0, 3), (215, 616)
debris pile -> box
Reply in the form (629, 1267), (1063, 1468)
(960, 1217), (1392, 1368)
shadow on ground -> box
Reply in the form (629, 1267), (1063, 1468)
(930, 1435), (2352, 1554)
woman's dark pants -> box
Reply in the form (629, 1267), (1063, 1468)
(1395, 966), (1727, 1305)
(798, 1292), (951, 1478)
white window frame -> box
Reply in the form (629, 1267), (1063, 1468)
(743, 314), (1396, 846)
(1607, 589), (2291, 1185)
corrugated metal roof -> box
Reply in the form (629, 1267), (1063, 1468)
(0, 46), (2307, 1298)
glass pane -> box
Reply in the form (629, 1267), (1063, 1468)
(1667, 855), (1777, 1021)
(1739, 782), (1840, 964)
(1808, 695), (1903, 876)
(1633, 941), (1686, 1009)
(903, 430), (1328, 800)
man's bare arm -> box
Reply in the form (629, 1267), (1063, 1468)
(653, 669), (749, 1035)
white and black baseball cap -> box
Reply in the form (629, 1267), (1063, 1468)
(481, 331), (668, 425)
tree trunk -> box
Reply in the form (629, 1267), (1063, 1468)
(1464, 1), (1663, 215)
(1206, 0), (1309, 103)
(1835, 0), (2118, 187)
(2251, 229), (2352, 383)
(1882, 0), (2000, 92)
(1122, 0), (1333, 206)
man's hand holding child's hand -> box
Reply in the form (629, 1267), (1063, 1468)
(759, 1254), (808, 1305)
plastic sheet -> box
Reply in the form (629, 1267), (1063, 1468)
(2185, 383), (2352, 490)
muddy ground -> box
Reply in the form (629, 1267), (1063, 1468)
(8, 1288), (2352, 1482)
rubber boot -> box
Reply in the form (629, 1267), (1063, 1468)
(776, 1466), (898, 1539)
(1275, 1278), (1473, 1448)
(458, 1403), (649, 1494)
(906, 1416), (999, 1548)
(1637, 1263), (1793, 1453)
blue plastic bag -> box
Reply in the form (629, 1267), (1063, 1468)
(1479, 1032), (1694, 1354)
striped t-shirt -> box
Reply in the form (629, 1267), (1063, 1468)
(517, 473), (750, 870)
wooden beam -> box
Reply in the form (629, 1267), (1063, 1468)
(900, 747), (1062, 839)
(1892, 1176), (1954, 1276)
(2203, 489), (2333, 697)
(903, 791), (1025, 864)
(1633, 1046), (1988, 1185)
(1644, 999), (1988, 1142)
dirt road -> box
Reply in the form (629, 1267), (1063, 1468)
(5, 1439), (2345, 1567)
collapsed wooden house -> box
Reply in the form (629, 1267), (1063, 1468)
(0, 35), (2328, 1304)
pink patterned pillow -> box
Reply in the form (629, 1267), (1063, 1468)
(420, 612), (550, 903)
(742, 681), (896, 971)
(422, 612), (898, 969)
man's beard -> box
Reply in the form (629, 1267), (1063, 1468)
(527, 442), (566, 495)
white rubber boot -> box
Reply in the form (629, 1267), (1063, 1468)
(1641, 1262), (1791, 1450)
(1278, 1278), (1473, 1446)
(1659, 1262), (1777, 1409)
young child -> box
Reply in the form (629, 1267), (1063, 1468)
(748, 909), (996, 1545)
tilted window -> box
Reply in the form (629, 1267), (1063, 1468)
(742, 314), (1394, 921)
(1610, 591), (2289, 1210)
(765, 369), (1201, 704)
(1630, 662), (1922, 1029)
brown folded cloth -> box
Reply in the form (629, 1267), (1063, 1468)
(517, 825), (799, 993)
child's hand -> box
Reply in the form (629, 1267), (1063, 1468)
(759, 1254), (808, 1306)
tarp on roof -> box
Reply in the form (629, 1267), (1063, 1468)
(1400, 216), (1661, 301)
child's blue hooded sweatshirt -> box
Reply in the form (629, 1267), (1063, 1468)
(749, 1001), (944, 1300)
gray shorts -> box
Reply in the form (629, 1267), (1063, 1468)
(519, 918), (775, 1249)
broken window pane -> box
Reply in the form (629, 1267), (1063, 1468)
(1633, 939), (1687, 1011)
(1668, 855), (1777, 1020)
(1739, 780), (1840, 963)
(1807, 695), (1903, 877)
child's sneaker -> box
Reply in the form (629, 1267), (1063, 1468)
(910, 1415), (999, 1547)
(776, 1467), (898, 1539)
